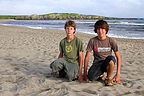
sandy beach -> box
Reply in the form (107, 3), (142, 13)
(0, 24), (144, 96)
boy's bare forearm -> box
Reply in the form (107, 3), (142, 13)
(84, 51), (90, 75)
(84, 60), (88, 75)
(79, 58), (83, 73)
(78, 52), (83, 81)
(84, 55), (90, 82)
(79, 52), (83, 71)
(117, 57), (121, 75)
(58, 52), (63, 58)
(115, 51), (121, 74)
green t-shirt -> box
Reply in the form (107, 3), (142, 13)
(59, 36), (83, 64)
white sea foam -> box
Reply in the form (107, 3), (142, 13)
(0, 24), (13, 26)
(76, 21), (95, 24)
(120, 22), (144, 25)
(78, 31), (97, 35)
(109, 21), (144, 25)
(0, 24), (43, 29)
(27, 26), (43, 29)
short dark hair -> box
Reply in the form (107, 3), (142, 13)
(64, 20), (76, 33)
(94, 20), (109, 34)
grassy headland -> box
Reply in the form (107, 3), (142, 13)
(0, 13), (143, 20)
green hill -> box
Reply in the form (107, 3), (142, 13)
(0, 13), (117, 20)
(1, 13), (142, 20)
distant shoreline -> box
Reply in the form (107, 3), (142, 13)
(0, 13), (144, 20)
(0, 19), (15, 21)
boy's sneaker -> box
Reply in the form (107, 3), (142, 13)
(105, 77), (113, 86)
(97, 74), (105, 81)
(100, 74), (105, 80)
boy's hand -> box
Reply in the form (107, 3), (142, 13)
(112, 73), (120, 83)
(84, 75), (89, 82)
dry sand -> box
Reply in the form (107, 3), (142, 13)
(0, 24), (144, 96)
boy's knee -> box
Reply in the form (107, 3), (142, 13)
(50, 59), (65, 72)
(67, 73), (73, 81)
(106, 60), (115, 71)
(50, 63), (52, 68)
(50, 58), (64, 68)
(106, 56), (116, 65)
(67, 71), (78, 81)
(109, 60), (115, 68)
(50, 61), (57, 69)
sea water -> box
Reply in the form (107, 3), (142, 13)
(0, 19), (144, 39)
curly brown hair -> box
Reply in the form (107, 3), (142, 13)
(94, 20), (109, 34)
(64, 20), (76, 33)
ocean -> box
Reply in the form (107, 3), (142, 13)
(0, 19), (144, 39)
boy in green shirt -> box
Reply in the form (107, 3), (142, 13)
(50, 20), (83, 82)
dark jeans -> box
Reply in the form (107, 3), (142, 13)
(88, 55), (116, 81)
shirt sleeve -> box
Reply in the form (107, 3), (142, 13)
(59, 40), (63, 52)
(110, 38), (118, 52)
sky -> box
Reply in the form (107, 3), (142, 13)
(0, 0), (144, 18)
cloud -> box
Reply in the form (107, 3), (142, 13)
(0, 0), (144, 17)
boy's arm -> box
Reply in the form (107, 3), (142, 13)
(78, 51), (83, 82)
(84, 51), (91, 82)
(58, 52), (63, 58)
(112, 51), (121, 83)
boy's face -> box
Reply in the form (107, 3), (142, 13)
(97, 28), (107, 38)
(65, 26), (75, 36)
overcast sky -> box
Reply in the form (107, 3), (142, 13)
(0, 0), (143, 18)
